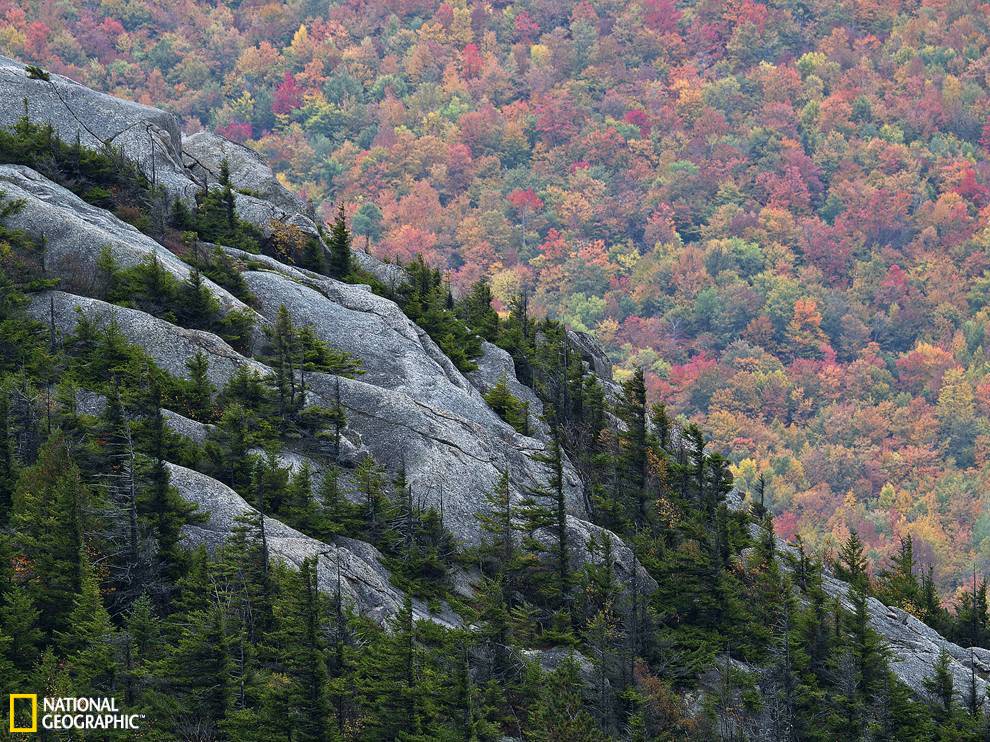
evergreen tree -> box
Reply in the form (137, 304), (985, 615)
(834, 530), (869, 590)
(924, 649), (956, 721)
(269, 558), (330, 740)
(616, 370), (650, 526)
(483, 376), (528, 434)
(55, 550), (117, 694)
(185, 350), (214, 420)
(524, 657), (601, 741)
(9, 431), (86, 632)
(456, 278), (500, 341)
(327, 202), (352, 279)
(519, 429), (571, 606)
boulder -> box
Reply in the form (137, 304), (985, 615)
(351, 249), (410, 292)
(0, 55), (198, 204)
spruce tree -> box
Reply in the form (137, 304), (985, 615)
(520, 429), (571, 604)
(524, 657), (602, 741)
(185, 351), (214, 419)
(9, 431), (85, 632)
(55, 550), (117, 694)
(327, 202), (352, 279)
(269, 558), (330, 741)
(616, 369), (649, 526)
(834, 530), (869, 590)
(924, 649), (956, 721)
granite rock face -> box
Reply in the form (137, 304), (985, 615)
(29, 291), (266, 387)
(29, 289), (637, 604)
(819, 571), (989, 707)
(182, 130), (311, 217)
(0, 165), (251, 317)
(467, 340), (548, 439)
(168, 462), (455, 626)
(0, 55), (198, 204)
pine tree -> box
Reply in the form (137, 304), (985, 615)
(185, 351), (214, 420)
(834, 530), (869, 590)
(456, 279), (500, 341)
(144, 391), (200, 586)
(269, 558), (330, 741)
(123, 594), (163, 706)
(524, 657), (602, 741)
(476, 470), (519, 580)
(267, 305), (301, 423)
(162, 601), (234, 729)
(616, 370), (650, 526)
(924, 649), (956, 721)
(355, 596), (420, 740)
(178, 268), (220, 329)
(483, 376), (528, 433)
(878, 535), (921, 611)
(520, 429), (571, 605)
(220, 158), (236, 228)
(0, 585), (42, 682)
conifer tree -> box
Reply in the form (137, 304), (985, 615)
(328, 202), (352, 279)
(9, 431), (85, 632)
(269, 558), (330, 741)
(483, 376), (528, 433)
(0, 585), (42, 683)
(524, 657), (601, 741)
(520, 429), (571, 604)
(924, 649), (956, 721)
(617, 369), (650, 525)
(835, 530), (869, 590)
(456, 278), (500, 340)
(185, 351), (214, 420)
(55, 550), (117, 694)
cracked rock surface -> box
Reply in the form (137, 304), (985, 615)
(0, 164), (251, 317)
(0, 55), (198, 204)
(182, 130), (311, 217)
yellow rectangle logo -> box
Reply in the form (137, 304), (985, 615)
(9, 694), (37, 733)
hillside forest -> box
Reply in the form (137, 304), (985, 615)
(5, 0), (990, 596)
(3, 104), (990, 739)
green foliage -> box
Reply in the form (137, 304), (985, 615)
(25, 64), (50, 80)
(96, 247), (256, 352)
(0, 111), (156, 231)
(483, 375), (528, 434)
(400, 256), (482, 372)
(327, 201), (352, 279)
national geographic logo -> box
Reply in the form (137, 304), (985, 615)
(8, 695), (36, 734)
(8, 694), (143, 733)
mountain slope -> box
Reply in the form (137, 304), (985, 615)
(3, 55), (990, 738)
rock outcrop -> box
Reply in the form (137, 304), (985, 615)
(467, 341), (548, 439)
(182, 130), (311, 217)
(28, 286), (650, 611)
(820, 571), (989, 706)
(0, 164), (251, 317)
(0, 55), (198, 204)
(168, 462), (456, 627)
